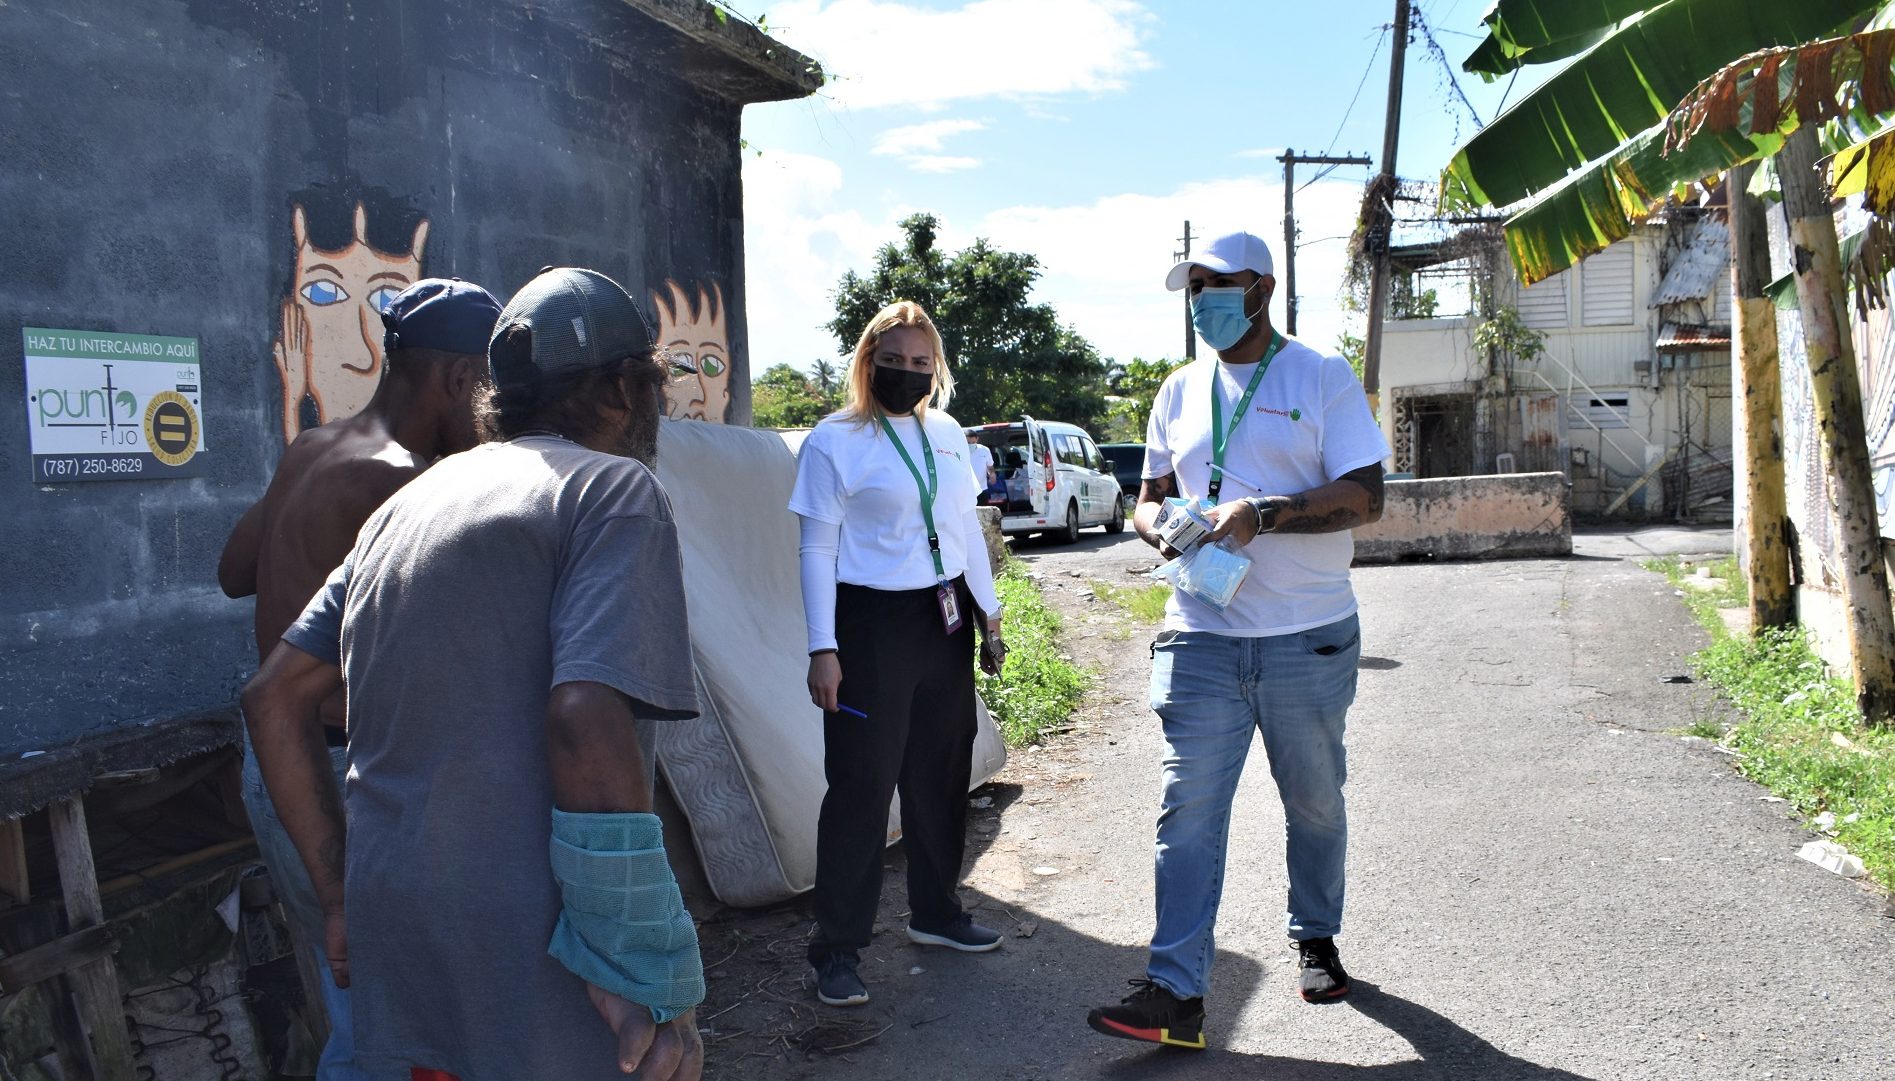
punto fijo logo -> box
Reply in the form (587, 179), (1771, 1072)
(31, 362), (200, 464)
(32, 363), (139, 438)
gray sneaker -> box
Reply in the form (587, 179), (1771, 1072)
(812, 951), (869, 1006)
(906, 914), (1003, 952)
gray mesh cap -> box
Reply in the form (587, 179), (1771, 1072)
(490, 267), (691, 389)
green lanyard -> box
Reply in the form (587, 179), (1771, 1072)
(1207, 332), (1285, 502)
(880, 416), (946, 581)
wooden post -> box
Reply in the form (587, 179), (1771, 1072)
(1360, 0), (1412, 399)
(1283, 151), (1298, 336)
(0, 816), (28, 906)
(1777, 127), (1895, 724)
(48, 797), (138, 1081)
(1730, 161), (1795, 631)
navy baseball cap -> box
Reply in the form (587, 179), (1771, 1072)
(380, 278), (504, 356)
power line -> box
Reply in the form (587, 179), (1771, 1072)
(1322, 24), (1391, 159)
(1412, 5), (1483, 129)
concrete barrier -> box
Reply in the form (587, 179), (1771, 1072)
(1353, 472), (1572, 563)
(976, 506), (1008, 572)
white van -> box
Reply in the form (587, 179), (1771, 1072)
(965, 417), (1126, 543)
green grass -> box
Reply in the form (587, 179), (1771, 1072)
(978, 560), (1090, 746)
(1089, 579), (1172, 623)
(1645, 557), (1895, 892)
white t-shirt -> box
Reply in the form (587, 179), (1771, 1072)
(1144, 337), (1390, 636)
(967, 442), (995, 487)
(790, 409), (983, 590)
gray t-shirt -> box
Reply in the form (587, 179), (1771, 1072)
(285, 435), (699, 1080)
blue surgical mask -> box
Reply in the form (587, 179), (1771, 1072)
(1190, 283), (1259, 351)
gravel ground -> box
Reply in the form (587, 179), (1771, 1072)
(693, 525), (1895, 1080)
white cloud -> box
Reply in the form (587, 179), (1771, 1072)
(739, 151), (888, 369)
(872, 119), (986, 156)
(908, 155), (982, 173)
(764, 0), (1155, 111)
(741, 161), (1376, 385)
(961, 177), (1371, 365)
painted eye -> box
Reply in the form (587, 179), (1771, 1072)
(666, 350), (696, 378)
(300, 280), (350, 306)
(699, 354), (726, 377)
(368, 286), (403, 312)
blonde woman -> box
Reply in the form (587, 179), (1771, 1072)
(788, 300), (1005, 1007)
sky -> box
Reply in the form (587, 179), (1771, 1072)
(730, 0), (1550, 382)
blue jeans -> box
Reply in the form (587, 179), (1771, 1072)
(241, 732), (370, 1080)
(1145, 616), (1359, 999)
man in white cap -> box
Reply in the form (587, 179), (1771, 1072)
(1087, 230), (1388, 1049)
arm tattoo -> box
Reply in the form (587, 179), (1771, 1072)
(1340, 463), (1385, 516)
(1138, 473), (1174, 504)
(1274, 506), (1365, 533)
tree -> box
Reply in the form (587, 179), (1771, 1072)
(810, 358), (840, 400)
(751, 362), (832, 429)
(829, 214), (1112, 432)
(1102, 356), (1187, 443)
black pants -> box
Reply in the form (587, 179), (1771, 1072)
(808, 578), (978, 961)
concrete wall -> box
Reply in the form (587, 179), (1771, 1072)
(1353, 472), (1573, 563)
(0, 0), (813, 756)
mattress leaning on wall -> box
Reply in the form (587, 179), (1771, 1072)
(653, 419), (1007, 907)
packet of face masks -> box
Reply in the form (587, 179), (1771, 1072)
(1152, 539), (1252, 611)
(1149, 498), (1252, 612)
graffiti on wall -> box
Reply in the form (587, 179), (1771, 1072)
(653, 281), (731, 423)
(273, 204), (429, 443)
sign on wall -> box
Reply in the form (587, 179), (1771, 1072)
(22, 327), (206, 483)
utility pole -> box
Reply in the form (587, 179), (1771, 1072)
(1175, 220), (1196, 360)
(1360, 0), (1412, 403)
(1278, 148), (1373, 337)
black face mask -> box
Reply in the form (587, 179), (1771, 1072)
(871, 364), (934, 414)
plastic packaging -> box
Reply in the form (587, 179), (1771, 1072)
(1151, 538), (1252, 611)
(1152, 497), (1214, 555)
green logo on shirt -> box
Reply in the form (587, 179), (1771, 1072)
(1290, 408), (1302, 421)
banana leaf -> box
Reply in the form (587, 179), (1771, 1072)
(1464, 25), (1615, 82)
(1496, 23), (1895, 283)
(1830, 116), (1895, 210)
(1669, 29), (1895, 150)
(1501, 123), (1779, 284)
(1463, 0), (1663, 78)
(1441, 0), (1879, 212)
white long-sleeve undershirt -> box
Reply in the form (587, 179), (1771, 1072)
(800, 501), (1003, 653)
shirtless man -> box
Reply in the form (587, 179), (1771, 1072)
(218, 277), (501, 1079)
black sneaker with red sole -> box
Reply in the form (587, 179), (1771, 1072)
(1295, 936), (1351, 1001)
(1086, 978), (1206, 1049)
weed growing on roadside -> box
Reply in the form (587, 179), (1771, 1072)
(1646, 558), (1895, 891)
(978, 561), (1089, 746)
(1089, 579), (1171, 623)
(1679, 716), (1726, 740)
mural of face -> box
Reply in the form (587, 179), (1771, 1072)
(273, 203), (429, 443)
(651, 281), (731, 423)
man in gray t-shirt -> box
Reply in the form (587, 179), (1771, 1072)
(244, 268), (705, 1080)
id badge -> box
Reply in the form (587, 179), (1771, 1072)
(936, 581), (965, 634)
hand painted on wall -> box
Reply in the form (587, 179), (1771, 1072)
(273, 204), (430, 443)
(652, 280), (731, 423)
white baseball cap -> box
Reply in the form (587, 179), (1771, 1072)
(1164, 230), (1275, 292)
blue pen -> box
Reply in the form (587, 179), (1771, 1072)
(836, 704), (869, 719)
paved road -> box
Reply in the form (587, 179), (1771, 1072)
(707, 524), (1893, 1080)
